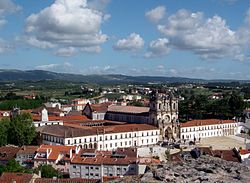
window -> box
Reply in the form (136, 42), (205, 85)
(95, 167), (99, 170)
(90, 138), (92, 142)
(85, 167), (89, 169)
(134, 133), (137, 137)
(141, 140), (144, 144)
(94, 137), (96, 141)
(95, 173), (99, 176)
(110, 136), (112, 140)
(79, 139), (81, 143)
(99, 137), (102, 141)
(110, 143), (112, 148)
(84, 138), (87, 143)
(147, 132), (149, 136)
(120, 134), (123, 138)
(129, 133), (131, 138)
(68, 140), (70, 144)
(142, 132), (144, 136)
(125, 134), (127, 138)
(90, 167), (93, 169)
(73, 165), (76, 168)
(115, 135), (117, 139)
(125, 141), (127, 145)
(120, 142), (123, 146)
(105, 136), (107, 140)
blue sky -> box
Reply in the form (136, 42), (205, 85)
(1, 0), (250, 79)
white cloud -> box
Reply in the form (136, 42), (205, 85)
(145, 38), (170, 58)
(157, 9), (243, 60)
(0, 39), (12, 54)
(35, 62), (73, 72)
(0, 0), (21, 54)
(55, 47), (77, 57)
(24, 0), (108, 56)
(145, 6), (166, 23)
(0, 0), (21, 27)
(113, 33), (144, 51)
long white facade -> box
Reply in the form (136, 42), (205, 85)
(180, 120), (237, 141)
(40, 125), (160, 151)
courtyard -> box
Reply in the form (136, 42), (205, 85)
(197, 136), (249, 150)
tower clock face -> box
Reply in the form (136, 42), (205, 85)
(164, 115), (170, 123)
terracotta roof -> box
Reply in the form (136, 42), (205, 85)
(34, 178), (99, 183)
(180, 119), (235, 127)
(17, 146), (38, 155)
(138, 157), (161, 165)
(71, 148), (137, 165)
(32, 106), (63, 115)
(37, 124), (158, 138)
(36, 125), (94, 138)
(33, 114), (89, 122)
(239, 149), (250, 155)
(212, 150), (240, 162)
(90, 103), (112, 113)
(35, 145), (77, 161)
(0, 146), (20, 161)
(107, 105), (149, 114)
(0, 173), (33, 183)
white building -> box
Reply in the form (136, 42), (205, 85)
(69, 148), (160, 179)
(32, 108), (63, 127)
(72, 98), (90, 111)
(180, 119), (237, 141)
(37, 124), (160, 151)
(34, 145), (80, 175)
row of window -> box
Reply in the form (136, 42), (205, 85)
(67, 131), (159, 145)
(181, 124), (237, 132)
(183, 130), (236, 139)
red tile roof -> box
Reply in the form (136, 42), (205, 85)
(212, 150), (240, 162)
(32, 114), (89, 122)
(34, 178), (99, 183)
(37, 124), (158, 138)
(93, 124), (158, 134)
(180, 119), (235, 127)
(107, 105), (149, 114)
(239, 149), (250, 155)
(0, 146), (20, 161)
(90, 103), (112, 113)
(35, 145), (77, 161)
(0, 173), (33, 183)
(17, 146), (38, 155)
(71, 148), (137, 165)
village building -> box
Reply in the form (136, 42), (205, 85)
(34, 145), (80, 175)
(70, 148), (137, 179)
(180, 119), (237, 141)
(16, 145), (38, 168)
(0, 146), (20, 165)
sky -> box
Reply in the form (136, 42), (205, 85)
(1, 0), (250, 80)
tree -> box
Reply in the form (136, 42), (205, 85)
(7, 113), (36, 146)
(0, 119), (9, 146)
(35, 164), (62, 178)
(0, 113), (36, 147)
(228, 92), (245, 117)
(0, 159), (31, 175)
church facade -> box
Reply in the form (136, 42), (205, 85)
(83, 91), (179, 140)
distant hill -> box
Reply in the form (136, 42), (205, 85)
(0, 69), (249, 84)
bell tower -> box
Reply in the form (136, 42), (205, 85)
(149, 90), (179, 140)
